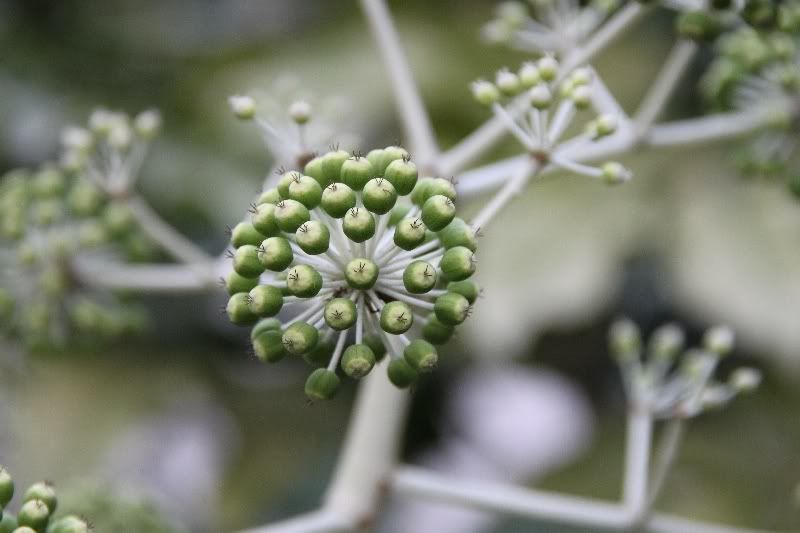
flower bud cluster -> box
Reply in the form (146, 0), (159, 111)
(225, 146), (479, 399)
(0, 465), (91, 533)
(609, 319), (761, 418)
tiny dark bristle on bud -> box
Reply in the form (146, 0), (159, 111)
(275, 166), (286, 175)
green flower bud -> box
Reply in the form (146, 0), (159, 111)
(253, 329), (286, 363)
(345, 258), (379, 289)
(259, 237), (294, 271)
(225, 270), (259, 295)
(341, 344), (376, 378)
(342, 207), (375, 243)
(286, 265), (323, 298)
(231, 222), (266, 248)
(303, 156), (325, 186)
(77, 220), (108, 247)
(518, 62), (540, 88)
(471, 80), (501, 107)
(380, 301), (414, 334)
(233, 244), (265, 278)
(227, 292), (258, 325)
(676, 10), (721, 40)
(440, 246), (476, 281)
(288, 174), (322, 209)
(383, 159), (418, 196)
(387, 358), (418, 388)
(283, 322), (320, 356)
(322, 149), (350, 184)
(416, 178), (456, 205)
(67, 181), (103, 216)
(421, 194), (456, 231)
(0, 467), (13, 507)
(103, 202), (135, 237)
(274, 199), (310, 233)
(378, 146), (409, 175)
(404, 339), (438, 372)
(289, 100), (311, 125)
(394, 217), (427, 250)
(496, 68), (522, 96)
(649, 323), (685, 359)
(324, 298), (358, 330)
(321, 183), (357, 218)
(251, 317), (282, 340)
(537, 55), (559, 81)
(403, 261), (437, 294)
(703, 325), (734, 355)
(229, 95), (256, 120)
(608, 318), (641, 360)
(305, 368), (341, 400)
(23, 482), (56, 513)
(363, 334), (387, 361)
(422, 314), (455, 344)
(438, 218), (477, 251)
(32, 167), (66, 197)
(134, 109), (161, 138)
(728, 367), (761, 393)
(530, 83), (553, 110)
(362, 178), (398, 214)
(366, 148), (385, 172)
(570, 85), (592, 109)
(48, 515), (90, 533)
(16, 500), (50, 531)
(277, 172), (297, 199)
(601, 162), (631, 185)
(296, 221), (330, 255)
(32, 199), (64, 226)
(341, 156), (375, 191)
(248, 285), (283, 317)
(434, 292), (470, 325)
(304, 336), (335, 366)
(257, 188), (282, 205)
(251, 203), (280, 237)
(447, 280), (480, 304)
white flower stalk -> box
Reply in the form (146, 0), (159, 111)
(224, 146), (480, 399)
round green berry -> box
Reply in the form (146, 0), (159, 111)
(345, 258), (379, 289)
(295, 221), (330, 255)
(421, 194), (456, 232)
(410, 177), (434, 205)
(341, 156), (375, 191)
(230, 222), (265, 248)
(227, 292), (258, 325)
(384, 158), (418, 195)
(303, 156), (325, 186)
(283, 322), (319, 355)
(324, 298), (358, 330)
(31, 200), (62, 226)
(248, 285), (283, 317)
(305, 368), (341, 400)
(0, 514), (17, 533)
(438, 218), (477, 251)
(48, 515), (90, 533)
(321, 183), (357, 218)
(277, 171), (297, 199)
(251, 317), (282, 340)
(0, 467), (13, 507)
(440, 246), (475, 281)
(16, 500), (50, 531)
(434, 292), (470, 325)
(394, 217), (427, 250)
(378, 146), (409, 175)
(380, 301), (413, 334)
(252, 203), (280, 237)
(321, 149), (350, 184)
(257, 188), (281, 205)
(403, 261), (437, 294)
(33, 167), (65, 197)
(288, 174), (322, 209)
(67, 181), (103, 216)
(303, 336), (335, 367)
(366, 148), (385, 171)
(387, 357), (418, 388)
(422, 314), (455, 344)
(342, 207), (375, 243)
(448, 280), (480, 304)
(388, 202), (412, 226)
(23, 482), (55, 514)
(362, 178), (398, 214)
(404, 339), (438, 373)
(274, 199), (310, 233)
(14, 527), (36, 533)
(77, 220), (108, 247)
(233, 244), (265, 278)
(253, 329), (286, 363)
(286, 265), (323, 298)
(363, 334), (387, 361)
(259, 237), (294, 272)
(103, 202), (135, 236)
(341, 344), (376, 378)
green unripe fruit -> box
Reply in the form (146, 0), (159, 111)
(387, 358), (418, 388)
(32, 200), (64, 226)
(410, 177), (435, 205)
(362, 178), (398, 214)
(252, 203), (280, 237)
(283, 322), (319, 355)
(14, 527), (37, 533)
(378, 146), (409, 175)
(304, 156), (325, 186)
(274, 199), (310, 233)
(366, 148), (385, 172)
(277, 172), (298, 199)
(0, 514), (17, 533)
(322, 149), (350, 184)
(304, 336), (335, 366)
(384, 158), (418, 195)
(231, 222), (266, 248)
(248, 285), (283, 317)
(22, 482), (56, 513)
(33, 167), (66, 197)
(438, 218), (477, 251)
(676, 10), (720, 40)
(286, 265), (323, 297)
(77, 220), (108, 247)
(421, 194), (456, 231)
(103, 202), (135, 236)
(324, 298), (358, 330)
(288, 175), (323, 209)
(440, 246), (476, 281)
(380, 301), (414, 334)
(259, 237), (294, 272)
(448, 280), (480, 304)
(341, 344), (376, 378)
(227, 293), (258, 325)
(48, 515), (90, 533)
(422, 314), (455, 344)
(295, 221), (330, 255)
(426, 178), (457, 202)
(404, 339), (438, 372)
(225, 270), (260, 295)
(388, 202), (412, 226)
(257, 188), (282, 205)
(305, 368), (341, 400)
(253, 329), (286, 362)
(363, 334), (387, 361)
(434, 292), (470, 325)
(321, 183), (357, 218)
(67, 181), (103, 216)
(0, 467), (13, 507)
(345, 258), (379, 289)
(233, 244), (265, 278)
(342, 208), (375, 243)
(251, 317), (282, 340)
(403, 261), (437, 294)
(16, 500), (50, 531)
(340, 156), (375, 191)
(394, 217), (427, 250)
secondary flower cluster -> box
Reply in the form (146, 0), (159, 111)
(609, 320), (761, 417)
(225, 146), (479, 399)
(0, 465), (91, 533)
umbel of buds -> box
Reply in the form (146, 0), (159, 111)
(225, 146), (479, 399)
(0, 465), (91, 533)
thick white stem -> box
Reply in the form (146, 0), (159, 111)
(647, 419), (686, 510)
(236, 509), (351, 533)
(623, 408), (653, 520)
(645, 109), (774, 147)
(71, 257), (220, 292)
